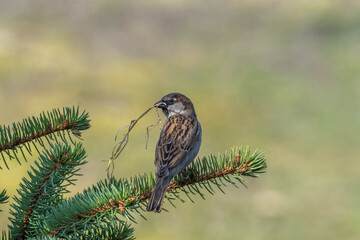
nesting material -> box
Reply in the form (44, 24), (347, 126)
(106, 103), (164, 180)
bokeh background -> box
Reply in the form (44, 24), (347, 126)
(1, 0), (360, 239)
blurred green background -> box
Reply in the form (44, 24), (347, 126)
(1, 0), (360, 239)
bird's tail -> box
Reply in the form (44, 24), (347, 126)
(146, 176), (170, 213)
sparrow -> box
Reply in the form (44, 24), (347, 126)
(147, 93), (202, 213)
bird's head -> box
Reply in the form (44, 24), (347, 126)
(154, 93), (196, 118)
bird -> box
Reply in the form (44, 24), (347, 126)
(146, 93), (202, 213)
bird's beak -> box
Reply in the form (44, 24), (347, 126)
(154, 100), (167, 109)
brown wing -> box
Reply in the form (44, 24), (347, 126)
(155, 115), (200, 177)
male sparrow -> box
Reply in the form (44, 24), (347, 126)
(147, 93), (202, 213)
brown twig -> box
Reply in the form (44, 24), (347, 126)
(145, 107), (162, 149)
(106, 104), (163, 180)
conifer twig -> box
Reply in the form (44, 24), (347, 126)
(44, 147), (266, 237)
(0, 107), (90, 169)
(0, 189), (9, 213)
(9, 143), (87, 239)
(1, 106), (267, 240)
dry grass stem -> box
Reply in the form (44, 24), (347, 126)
(106, 103), (164, 180)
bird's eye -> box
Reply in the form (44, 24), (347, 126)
(167, 98), (175, 105)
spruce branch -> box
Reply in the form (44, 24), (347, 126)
(9, 142), (87, 240)
(1, 106), (267, 239)
(42, 146), (266, 238)
(26, 221), (134, 240)
(0, 189), (9, 213)
(0, 107), (90, 169)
